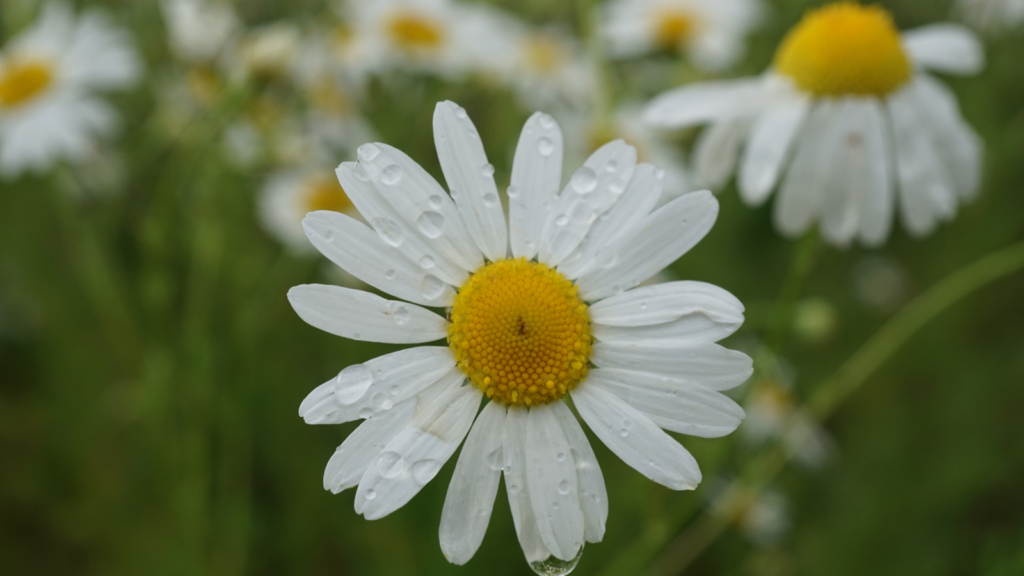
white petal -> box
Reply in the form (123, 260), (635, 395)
(323, 398), (417, 493)
(888, 87), (958, 238)
(504, 407), (553, 563)
(356, 143), (484, 272)
(694, 118), (750, 190)
(903, 24), (984, 75)
(912, 75), (983, 201)
(576, 191), (719, 302)
(302, 211), (455, 307)
(510, 112), (563, 260)
(857, 99), (896, 246)
(773, 101), (838, 238)
(590, 281), (744, 328)
(591, 341), (753, 391)
(586, 369), (745, 438)
(571, 384), (701, 490)
(354, 380), (481, 520)
(298, 347), (457, 425)
(818, 99), (865, 247)
(538, 140), (637, 267)
(338, 162), (467, 286)
(433, 101), (508, 262)
(439, 401), (506, 565)
(288, 284), (448, 344)
(739, 97), (809, 206)
(558, 164), (663, 280)
(550, 401), (607, 543)
(643, 78), (767, 129)
(526, 404), (584, 561)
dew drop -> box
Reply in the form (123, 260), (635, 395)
(334, 364), (374, 405)
(420, 275), (447, 300)
(390, 384), (400, 395)
(538, 114), (555, 130)
(537, 137), (554, 156)
(481, 163), (495, 177)
(483, 192), (499, 206)
(357, 143), (380, 162)
(552, 502), (560, 510)
(556, 452), (566, 462)
(619, 429), (629, 438)
(358, 407), (374, 419)
(454, 106), (468, 118)
(384, 269), (396, 279)
(377, 452), (405, 478)
(428, 194), (443, 209)
(570, 167), (597, 194)
(372, 218), (404, 247)
(392, 305), (410, 325)
(371, 392), (385, 405)
(365, 488), (377, 500)
(418, 255), (435, 269)
(639, 302), (648, 310)
(555, 214), (569, 226)
(353, 332), (361, 339)
(508, 483), (521, 494)
(416, 211), (446, 238)
(381, 165), (403, 186)
(529, 544), (584, 576)
(605, 159), (618, 172)
(506, 185), (520, 199)
(485, 449), (503, 471)
(412, 459), (441, 484)
(558, 480), (570, 495)
(609, 178), (627, 195)
(322, 230), (335, 242)
(380, 399), (393, 410)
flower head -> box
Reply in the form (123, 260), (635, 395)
(288, 101), (751, 569)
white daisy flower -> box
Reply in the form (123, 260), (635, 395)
(603, 0), (764, 71)
(259, 169), (360, 255)
(287, 101), (752, 571)
(0, 1), (140, 177)
(160, 0), (239, 63)
(955, 0), (1024, 34)
(601, 104), (692, 206)
(644, 2), (986, 247)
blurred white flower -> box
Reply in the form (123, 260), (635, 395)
(229, 21), (301, 83)
(645, 3), (986, 247)
(852, 256), (911, 313)
(494, 23), (597, 114)
(736, 489), (790, 548)
(604, 105), (692, 206)
(956, 0), (1024, 34)
(0, 1), (140, 177)
(603, 0), (764, 71)
(259, 169), (359, 254)
(742, 378), (831, 469)
(160, 0), (239, 63)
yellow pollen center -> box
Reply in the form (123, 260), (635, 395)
(774, 3), (911, 97)
(448, 259), (592, 407)
(654, 10), (695, 49)
(525, 34), (566, 74)
(387, 14), (444, 50)
(0, 59), (53, 109)
(304, 176), (353, 213)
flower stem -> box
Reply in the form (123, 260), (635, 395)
(768, 230), (820, 352)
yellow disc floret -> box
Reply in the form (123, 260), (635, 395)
(387, 13), (444, 51)
(654, 10), (695, 50)
(304, 175), (353, 214)
(449, 258), (592, 407)
(0, 59), (53, 109)
(774, 3), (911, 97)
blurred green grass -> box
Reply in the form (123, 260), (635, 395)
(2, 0), (1024, 575)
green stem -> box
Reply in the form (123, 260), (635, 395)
(768, 230), (819, 352)
(615, 239), (1024, 576)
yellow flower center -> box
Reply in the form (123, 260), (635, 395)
(304, 176), (353, 214)
(448, 259), (592, 407)
(0, 59), (53, 109)
(387, 13), (444, 51)
(774, 3), (911, 97)
(654, 9), (695, 49)
(524, 33), (566, 74)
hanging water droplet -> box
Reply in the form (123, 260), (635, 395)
(428, 194), (443, 209)
(334, 364), (374, 405)
(372, 218), (403, 247)
(418, 255), (435, 269)
(420, 275), (446, 300)
(485, 449), (503, 471)
(416, 211), (445, 238)
(358, 143), (380, 162)
(353, 332), (361, 339)
(358, 407), (374, 419)
(555, 214), (569, 226)
(537, 137), (554, 156)
(392, 305), (410, 325)
(365, 488), (377, 500)
(411, 459), (441, 484)
(529, 545), (584, 576)
(481, 163), (495, 177)
(609, 178), (627, 195)
(570, 167), (597, 194)
(381, 165), (403, 186)
(454, 106), (468, 119)
(377, 452), (405, 478)
(618, 429), (629, 438)
(538, 114), (555, 130)
(506, 185), (520, 199)
(558, 480), (570, 495)
(385, 269), (396, 279)
(605, 159), (618, 172)
(483, 192), (499, 206)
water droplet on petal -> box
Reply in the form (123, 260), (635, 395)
(454, 106), (468, 119)
(335, 364), (374, 405)
(371, 392), (385, 405)
(385, 269), (396, 279)
(609, 178), (627, 195)
(619, 429), (629, 438)
(428, 195), (443, 210)
(556, 452), (566, 462)
(538, 137), (554, 156)
(570, 167), (597, 194)
(365, 488), (377, 500)
(483, 192), (499, 206)
(558, 480), (570, 495)
(622, 418), (633, 429)
(538, 114), (555, 130)
(555, 214), (569, 226)
(418, 255), (435, 269)
(358, 407), (374, 419)
(506, 186), (520, 199)
(485, 449), (503, 471)
(353, 332), (361, 339)
(481, 163), (495, 177)
(381, 165), (402, 186)
(412, 459), (441, 484)
(421, 275), (446, 300)
(416, 211), (445, 238)
(508, 483), (521, 494)
(390, 384), (400, 395)
(392, 305), (410, 325)
(605, 159), (618, 172)
(358, 143), (380, 162)
(639, 302), (648, 310)
(529, 545), (584, 576)
(372, 218), (403, 247)
(377, 452), (405, 478)
(322, 230), (335, 242)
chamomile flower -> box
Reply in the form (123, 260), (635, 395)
(289, 101), (751, 570)
(644, 3), (985, 246)
(0, 2), (140, 177)
(498, 23), (597, 113)
(259, 169), (359, 254)
(955, 0), (1024, 33)
(603, 0), (764, 71)
(160, 0), (239, 64)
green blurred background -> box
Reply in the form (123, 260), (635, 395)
(2, 0), (1023, 574)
